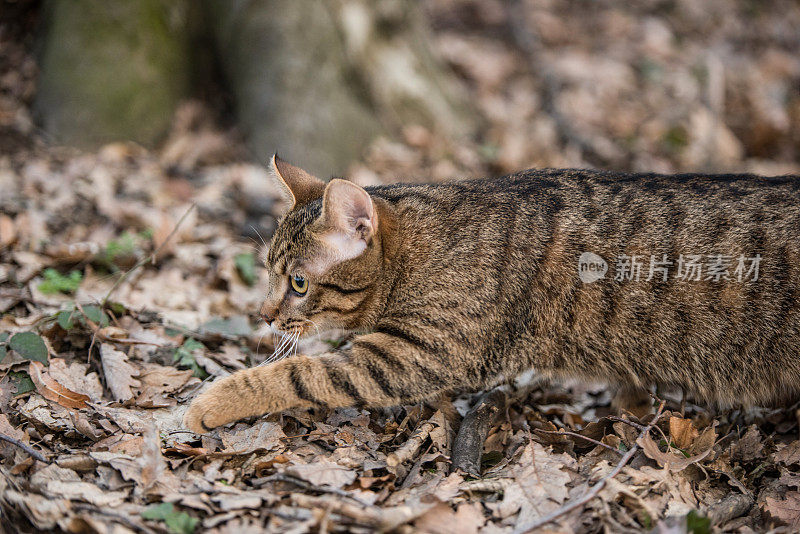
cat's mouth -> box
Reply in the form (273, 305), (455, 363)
(271, 321), (312, 339)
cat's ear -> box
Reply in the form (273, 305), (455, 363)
(318, 179), (377, 262)
(270, 154), (326, 210)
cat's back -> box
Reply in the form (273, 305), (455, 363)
(367, 168), (800, 212)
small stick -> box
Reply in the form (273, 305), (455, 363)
(0, 432), (48, 463)
(706, 492), (754, 525)
(387, 420), (437, 467)
(534, 429), (623, 456)
(291, 494), (414, 530)
(101, 203), (196, 307)
(450, 388), (506, 476)
(514, 401), (666, 534)
(254, 473), (371, 507)
(608, 416), (647, 431)
(460, 477), (512, 494)
(72, 503), (156, 534)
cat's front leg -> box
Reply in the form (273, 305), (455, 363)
(183, 329), (455, 433)
(183, 354), (342, 433)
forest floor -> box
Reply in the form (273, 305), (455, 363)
(2, 1), (800, 533)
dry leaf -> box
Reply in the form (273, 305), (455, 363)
(775, 442), (800, 465)
(47, 358), (104, 402)
(668, 416), (698, 450)
(139, 421), (165, 492)
(687, 424), (717, 456)
(287, 457), (358, 489)
(219, 421), (286, 454)
(637, 433), (713, 472)
(0, 413), (28, 462)
(0, 214), (16, 248)
(765, 492), (800, 529)
(415, 501), (485, 534)
(134, 362), (194, 407)
(489, 442), (575, 527)
(28, 361), (90, 410)
(730, 425), (764, 463)
(100, 344), (141, 402)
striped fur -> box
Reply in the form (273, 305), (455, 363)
(184, 164), (800, 433)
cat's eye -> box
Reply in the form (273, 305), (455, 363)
(290, 275), (309, 295)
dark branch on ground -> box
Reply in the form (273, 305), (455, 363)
(450, 387), (506, 477)
(0, 432), (48, 463)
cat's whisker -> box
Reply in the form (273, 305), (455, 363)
(303, 319), (323, 343)
(250, 225), (269, 249)
(260, 331), (292, 366)
(274, 331), (294, 356)
(272, 329), (300, 364)
(274, 329), (299, 359)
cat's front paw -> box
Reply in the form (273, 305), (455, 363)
(183, 377), (244, 433)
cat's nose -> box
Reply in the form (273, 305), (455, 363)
(260, 303), (278, 324)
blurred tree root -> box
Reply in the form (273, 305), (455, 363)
(34, 0), (480, 175)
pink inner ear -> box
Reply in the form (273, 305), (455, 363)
(302, 233), (367, 277)
(323, 179), (377, 238)
(306, 180), (377, 274)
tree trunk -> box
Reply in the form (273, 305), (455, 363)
(34, 1), (479, 173)
(34, 0), (191, 148)
(204, 0), (480, 175)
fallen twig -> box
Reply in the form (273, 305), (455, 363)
(0, 432), (48, 463)
(450, 388), (506, 476)
(706, 492), (754, 526)
(254, 473), (372, 507)
(608, 416), (647, 431)
(534, 428), (623, 456)
(514, 400), (666, 534)
(460, 477), (513, 494)
(387, 420), (437, 467)
(291, 493), (417, 530)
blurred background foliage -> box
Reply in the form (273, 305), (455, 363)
(1, 0), (799, 178)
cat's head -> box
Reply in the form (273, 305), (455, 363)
(260, 155), (385, 336)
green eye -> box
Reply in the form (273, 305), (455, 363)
(290, 275), (308, 295)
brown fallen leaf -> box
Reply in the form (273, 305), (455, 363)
(730, 425), (764, 463)
(765, 492), (800, 530)
(28, 361), (90, 410)
(139, 421), (165, 492)
(775, 442), (800, 466)
(219, 421), (286, 454)
(163, 442), (208, 457)
(668, 416), (698, 450)
(488, 442), (575, 527)
(100, 344), (141, 402)
(134, 362), (195, 407)
(637, 432), (713, 472)
(0, 214), (16, 248)
(0, 413), (29, 462)
(47, 358), (104, 402)
(687, 424), (717, 456)
(286, 457), (358, 489)
(415, 501), (485, 534)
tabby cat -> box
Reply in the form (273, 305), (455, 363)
(183, 156), (800, 433)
